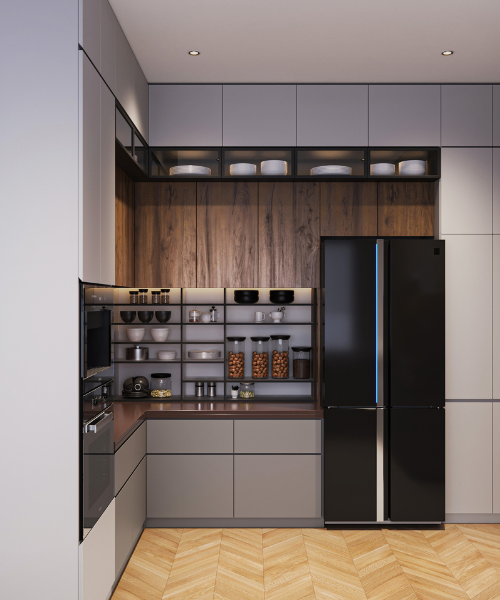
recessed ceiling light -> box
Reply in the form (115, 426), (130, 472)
(442, 50), (453, 56)
(188, 50), (200, 56)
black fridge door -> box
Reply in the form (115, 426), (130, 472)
(389, 239), (445, 408)
(390, 408), (445, 522)
(323, 239), (377, 407)
(324, 408), (377, 522)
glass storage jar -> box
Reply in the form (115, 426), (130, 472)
(160, 289), (170, 304)
(270, 335), (290, 379)
(150, 373), (172, 398)
(129, 290), (139, 304)
(251, 337), (269, 379)
(189, 308), (201, 323)
(239, 381), (255, 399)
(151, 291), (161, 304)
(292, 347), (311, 379)
(138, 289), (148, 304)
(227, 337), (246, 379)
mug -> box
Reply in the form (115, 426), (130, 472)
(255, 311), (266, 322)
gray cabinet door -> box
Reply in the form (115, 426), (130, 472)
(147, 455), (233, 518)
(494, 149), (500, 235)
(234, 420), (321, 454)
(368, 85), (440, 146)
(100, 0), (116, 94)
(115, 423), (146, 493)
(440, 148), (492, 235)
(441, 85), (492, 146)
(115, 24), (135, 126)
(149, 85), (222, 146)
(494, 86), (500, 146)
(79, 0), (100, 70)
(81, 53), (101, 284)
(494, 236), (500, 400)
(100, 78), (115, 286)
(115, 458), (146, 578)
(147, 420), (233, 454)
(134, 58), (149, 143)
(446, 402), (493, 515)
(234, 455), (321, 518)
(297, 85), (368, 146)
(223, 85), (296, 146)
(494, 403), (500, 513)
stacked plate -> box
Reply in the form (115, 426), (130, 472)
(188, 350), (221, 360)
(157, 351), (177, 360)
(310, 165), (352, 176)
(261, 160), (288, 176)
(170, 165), (211, 176)
(398, 160), (426, 176)
(229, 163), (257, 176)
(370, 163), (395, 176)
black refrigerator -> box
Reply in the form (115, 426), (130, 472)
(322, 238), (445, 524)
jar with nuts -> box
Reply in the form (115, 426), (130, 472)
(270, 334), (290, 378)
(227, 336), (246, 379)
(251, 336), (270, 379)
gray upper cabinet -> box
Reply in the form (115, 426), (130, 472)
(100, 0), (116, 94)
(133, 56), (149, 143)
(149, 85), (222, 147)
(115, 24), (135, 120)
(494, 149), (500, 235)
(441, 85), (492, 147)
(297, 85), (368, 146)
(79, 0), (101, 70)
(223, 85), (296, 146)
(368, 85), (440, 147)
(494, 86), (500, 146)
(100, 79), (115, 286)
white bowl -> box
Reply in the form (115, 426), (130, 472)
(399, 160), (426, 175)
(310, 165), (352, 175)
(370, 163), (395, 176)
(261, 160), (288, 176)
(169, 165), (211, 176)
(157, 351), (176, 360)
(229, 163), (257, 176)
(126, 328), (145, 342)
(151, 328), (169, 342)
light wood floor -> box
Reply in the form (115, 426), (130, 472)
(111, 524), (500, 600)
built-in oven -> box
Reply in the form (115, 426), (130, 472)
(82, 409), (114, 538)
(82, 307), (112, 379)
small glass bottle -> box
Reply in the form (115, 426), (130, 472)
(160, 289), (170, 304)
(251, 337), (269, 379)
(150, 373), (172, 398)
(138, 289), (148, 304)
(129, 290), (139, 304)
(239, 382), (255, 399)
(227, 337), (246, 379)
(271, 335), (290, 379)
(151, 291), (161, 304)
(292, 347), (311, 379)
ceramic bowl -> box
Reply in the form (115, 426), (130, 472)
(138, 311), (154, 323)
(155, 311), (171, 323)
(157, 351), (177, 360)
(151, 328), (169, 342)
(126, 328), (145, 342)
(120, 311), (136, 323)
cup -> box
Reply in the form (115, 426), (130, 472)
(269, 311), (284, 323)
(255, 311), (266, 323)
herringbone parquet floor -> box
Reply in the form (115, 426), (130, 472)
(111, 525), (500, 600)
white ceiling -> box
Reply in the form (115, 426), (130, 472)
(110, 0), (500, 83)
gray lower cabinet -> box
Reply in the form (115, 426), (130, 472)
(494, 403), (500, 513)
(234, 455), (321, 518)
(234, 420), (321, 454)
(147, 419), (233, 454)
(147, 455), (234, 518)
(115, 458), (146, 579)
(115, 422), (147, 493)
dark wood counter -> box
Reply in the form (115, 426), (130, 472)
(113, 400), (323, 450)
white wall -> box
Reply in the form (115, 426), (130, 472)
(0, 2), (80, 599)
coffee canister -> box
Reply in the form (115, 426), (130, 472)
(126, 345), (149, 361)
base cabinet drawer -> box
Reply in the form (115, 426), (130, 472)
(115, 422), (146, 493)
(147, 455), (233, 518)
(234, 455), (321, 518)
(115, 458), (146, 579)
(234, 419), (322, 454)
(147, 420), (233, 454)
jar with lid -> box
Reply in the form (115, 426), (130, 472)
(239, 381), (255, 399)
(150, 373), (172, 398)
(151, 291), (161, 304)
(160, 289), (170, 304)
(227, 337), (246, 379)
(189, 308), (201, 323)
(292, 347), (311, 379)
(251, 337), (269, 379)
(129, 290), (139, 304)
(270, 335), (290, 379)
(138, 289), (148, 304)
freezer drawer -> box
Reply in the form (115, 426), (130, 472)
(390, 408), (445, 522)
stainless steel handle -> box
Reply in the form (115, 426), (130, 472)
(85, 411), (113, 434)
(376, 409), (385, 521)
(376, 240), (384, 406)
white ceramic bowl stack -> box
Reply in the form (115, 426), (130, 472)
(261, 160), (288, 176)
(370, 163), (396, 176)
(229, 163), (257, 176)
(126, 328), (145, 342)
(398, 160), (426, 176)
(170, 165), (211, 176)
(310, 165), (352, 176)
(151, 328), (169, 342)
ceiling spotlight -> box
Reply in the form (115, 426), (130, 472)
(442, 50), (453, 56)
(188, 50), (200, 56)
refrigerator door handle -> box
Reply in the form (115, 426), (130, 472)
(376, 239), (384, 407)
(376, 408), (385, 521)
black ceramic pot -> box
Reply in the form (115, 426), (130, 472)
(234, 290), (259, 304)
(120, 311), (136, 323)
(269, 290), (294, 304)
(137, 311), (154, 323)
(155, 311), (171, 323)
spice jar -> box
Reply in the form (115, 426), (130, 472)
(129, 290), (139, 304)
(292, 347), (311, 379)
(160, 289), (170, 304)
(240, 382), (255, 399)
(227, 337), (246, 379)
(150, 373), (172, 398)
(138, 289), (148, 304)
(251, 337), (269, 379)
(151, 291), (161, 304)
(189, 308), (201, 323)
(270, 335), (290, 379)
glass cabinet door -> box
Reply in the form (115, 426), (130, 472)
(223, 149), (293, 177)
(369, 149), (439, 178)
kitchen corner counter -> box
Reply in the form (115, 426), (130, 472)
(113, 400), (323, 449)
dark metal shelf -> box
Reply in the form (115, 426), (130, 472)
(226, 322), (314, 326)
(223, 378), (314, 383)
(85, 303), (180, 307)
(114, 359), (181, 364)
(112, 322), (179, 326)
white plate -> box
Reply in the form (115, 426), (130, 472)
(261, 160), (288, 176)
(229, 163), (257, 176)
(310, 165), (352, 175)
(170, 165), (211, 176)
(370, 163), (395, 175)
(398, 160), (426, 175)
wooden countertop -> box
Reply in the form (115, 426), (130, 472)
(113, 400), (324, 449)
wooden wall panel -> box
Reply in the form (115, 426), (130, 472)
(115, 166), (135, 287)
(134, 182), (196, 287)
(258, 182), (320, 287)
(197, 182), (258, 287)
(378, 182), (434, 236)
(320, 182), (377, 236)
